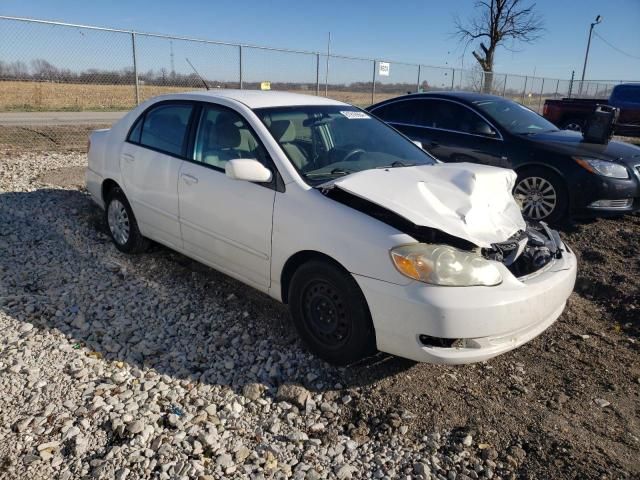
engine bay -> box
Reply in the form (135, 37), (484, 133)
(482, 222), (564, 277)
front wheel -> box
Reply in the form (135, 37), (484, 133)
(514, 168), (568, 224)
(288, 260), (376, 365)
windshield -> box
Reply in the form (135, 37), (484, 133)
(254, 105), (437, 185)
(473, 98), (559, 135)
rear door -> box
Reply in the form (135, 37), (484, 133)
(417, 99), (506, 166)
(120, 101), (194, 249)
(371, 98), (507, 167)
(177, 103), (276, 290)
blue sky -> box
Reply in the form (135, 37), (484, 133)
(1, 0), (639, 81)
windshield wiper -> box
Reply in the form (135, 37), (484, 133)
(304, 168), (353, 178)
(377, 161), (415, 168)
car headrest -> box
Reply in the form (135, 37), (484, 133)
(149, 113), (182, 135)
(215, 113), (241, 149)
(269, 120), (296, 143)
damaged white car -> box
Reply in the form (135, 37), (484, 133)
(86, 90), (577, 365)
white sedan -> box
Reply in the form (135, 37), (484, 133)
(86, 90), (577, 365)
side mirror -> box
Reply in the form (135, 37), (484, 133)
(474, 122), (498, 137)
(412, 140), (423, 149)
(225, 159), (272, 183)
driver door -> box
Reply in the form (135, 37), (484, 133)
(178, 103), (276, 290)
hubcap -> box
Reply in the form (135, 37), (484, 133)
(302, 280), (350, 348)
(514, 176), (557, 220)
(107, 199), (130, 245)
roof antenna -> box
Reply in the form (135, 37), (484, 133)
(186, 58), (210, 90)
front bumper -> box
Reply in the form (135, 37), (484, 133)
(354, 248), (577, 364)
(571, 169), (640, 217)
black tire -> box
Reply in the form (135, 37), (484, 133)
(561, 118), (584, 132)
(514, 167), (569, 224)
(288, 260), (376, 365)
(104, 187), (149, 254)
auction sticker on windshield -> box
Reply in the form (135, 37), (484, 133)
(340, 111), (370, 119)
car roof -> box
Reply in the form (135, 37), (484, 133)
(368, 91), (506, 108)
(155, 89), (348, 109)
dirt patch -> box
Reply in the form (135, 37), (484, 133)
(37, 165), (87, 190)
(338, 214), (640, 479)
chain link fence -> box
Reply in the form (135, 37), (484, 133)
(0, 15), (632, 150)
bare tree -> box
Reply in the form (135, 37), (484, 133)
(454, 0), (544, 93)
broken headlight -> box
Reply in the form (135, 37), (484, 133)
(390, 244), (502, 286)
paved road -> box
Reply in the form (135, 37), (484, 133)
(0, 111), (127, 126)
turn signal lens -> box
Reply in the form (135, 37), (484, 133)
(390, 244), (502, 287)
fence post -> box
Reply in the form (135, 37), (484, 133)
(537, 78), (545, 112)
(451, 68), (455, 90)
(555, 79), (560, 99)
(371, 60), (376, 104)
(568, 70), (574, 98)
(131, 32), (140, 105)
(315, 53), (320, 96)
(417, 65), (421, 92)
(502, 74), (508, 96)
(239, 45), (243, 89)
(521, 76), (528, 103)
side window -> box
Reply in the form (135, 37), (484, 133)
(371, 100), (418, 124)
(138, 103), (193, 156)
(430, 100), (495, 136)
(193, 105), (268, 171)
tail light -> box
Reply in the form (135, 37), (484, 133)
(542, 104), (548, 116)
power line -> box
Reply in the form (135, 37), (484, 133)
(593, 31), (640, 60)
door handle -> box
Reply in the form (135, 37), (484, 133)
(181, 173), (199, 185)
(122, 153), (135, 163)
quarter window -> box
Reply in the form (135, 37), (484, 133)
(371, 100), (418, 124)
(134, 103), (193, 156)
(193, 105), (268, 170)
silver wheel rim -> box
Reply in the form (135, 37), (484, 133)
(107, 199), (130, 245)
(514, 176), (557, 220)
(564, 122), (582, 132)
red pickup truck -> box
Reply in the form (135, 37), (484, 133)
(543, 83), (640, 137)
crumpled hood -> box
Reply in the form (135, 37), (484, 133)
(330, 163), (526, 248)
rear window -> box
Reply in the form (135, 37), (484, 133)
(612, 85), (640, 103)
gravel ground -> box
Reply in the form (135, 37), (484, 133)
(0, 151), (638, 480)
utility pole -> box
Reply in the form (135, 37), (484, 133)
(324, 32), (331, 97)
(580, 15), (602, 93)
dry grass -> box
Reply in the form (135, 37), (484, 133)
(0, 124), (109, 151)
(0, 80), (399, 111)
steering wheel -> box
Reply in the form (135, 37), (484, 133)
(342, 148), (366, 162)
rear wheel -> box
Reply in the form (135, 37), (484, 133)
(288, 260), (376, 365)
(514, 168), (568, 224)
(104, 187), (149, 253)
